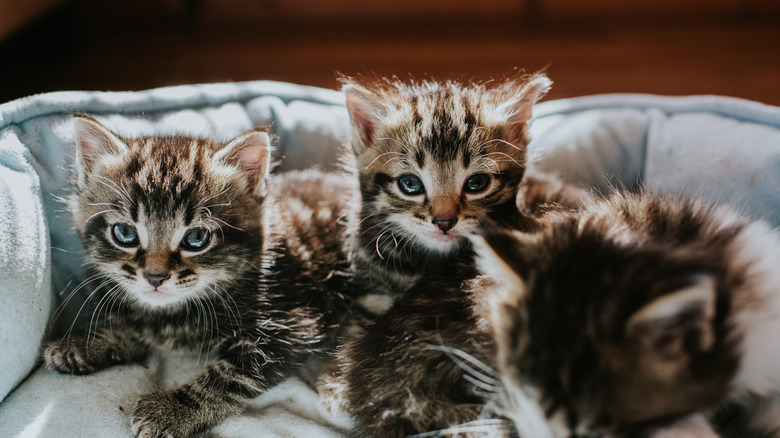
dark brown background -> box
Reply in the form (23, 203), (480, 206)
(1, 0), (779, 105)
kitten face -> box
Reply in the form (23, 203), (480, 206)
(95, 209), (213, 307)
(344, 75), (551, 256)
(474, 195), (741, 437)
(362, 125), (520, 253)
(71, 115), (271, 310)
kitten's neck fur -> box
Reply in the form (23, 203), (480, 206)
(725, 218), (780, 397)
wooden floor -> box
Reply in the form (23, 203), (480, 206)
(1, 7), (779, 106)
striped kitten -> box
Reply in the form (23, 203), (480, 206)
(43, 115), (358, 438)
(340, 189), (780, 438)
(342, 73), (552, 315)
(327, 177), (592, 437)
(477, 191), (780, 438)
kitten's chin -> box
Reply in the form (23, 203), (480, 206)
(131, 285), (192, 309)
(417, 231), (464, 254)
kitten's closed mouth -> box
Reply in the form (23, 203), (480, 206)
(421, 228), (463, 252)
(134, 285), (181, 306)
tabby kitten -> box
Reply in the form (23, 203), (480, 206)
(330, 177), (592, 438)
(477, 191), (780, 438)
(340, 189), (780, 438)
(342, 73), (552, 315)
(43, 115), (358, 438)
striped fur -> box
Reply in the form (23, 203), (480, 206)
(321, 175), (592, 438)
(478, 191), (780, 438)
(334, 188), (780, 438)
(342, 74), (552, 312)
(43, 115), (359, 438)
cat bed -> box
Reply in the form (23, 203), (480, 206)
(1, 80), (779, 437)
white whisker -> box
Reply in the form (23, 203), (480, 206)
(484, 151), (523, 167)
(197, 188), (230, 209)
(64, 278), (114, 343)
(409, 419), (508, 437)
(95, 175), (133, 206)
(86, 209), (119, 222)
(365, 151), (409, 169)
(209, 216), (244, 232)
(426, 344), (500, 387)
(477, 138), (524, 153)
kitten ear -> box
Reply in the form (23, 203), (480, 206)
(626, 275), (718, 362)
(214, 128), (273, 198)
(502, 74), (552, 142)
(72, 114), (130, 187)
(343, 83), (384, 153)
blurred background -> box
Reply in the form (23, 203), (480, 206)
(0, 0), (778, 105)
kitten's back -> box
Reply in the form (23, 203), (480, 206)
(478, 191), (780, 437)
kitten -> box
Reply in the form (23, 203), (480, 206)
(336, 263), (503, 437)
(43, 115), (358, 438)
(329, 177), (592, 437)
(341, 73), (552, 316)
(339, 188), (780, 438)
(318, 73), (577, 427)
(477, 191), (780, 438)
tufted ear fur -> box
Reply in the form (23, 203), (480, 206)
(500, 74), (552, 144)
(72, 114), (130, 188)
(213, 128), (273, 199)
(626, 275), (717, 373)
(342, 83), (386, 155)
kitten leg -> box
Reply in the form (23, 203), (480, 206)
(130, 339), (294, 438)
(43, 331), (135, 375)
(649, 414), (721, 438)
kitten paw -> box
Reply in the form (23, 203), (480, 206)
(43, 341), (94, 374)
(130, 390), (202, 438)
(43, 335), (131, 375)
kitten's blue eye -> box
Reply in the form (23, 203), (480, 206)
(182, 227), (211, 250)
(112, 224), (139, 247)
(464, 174), (491, 193)
(397, 174), (424, 195)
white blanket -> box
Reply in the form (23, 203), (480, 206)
(1, 81), (779, 437)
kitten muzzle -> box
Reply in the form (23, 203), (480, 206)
(433, 217), (458, 233)
(143, 272), (170, 288)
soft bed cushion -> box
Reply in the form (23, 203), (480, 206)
(0, 81), (778, 437)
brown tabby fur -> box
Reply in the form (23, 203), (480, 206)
(333, 188), (780, 438)
(341, 73), (553, 317)
(43, 115), (359, 438)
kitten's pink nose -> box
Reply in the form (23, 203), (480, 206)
(433, 217), (457, 233)
(143, 272), (170, 288)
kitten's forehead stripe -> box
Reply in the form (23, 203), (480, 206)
(414, 149), (425, 169)
(411, 95), (422, 127)
(462, 94), (478, 131)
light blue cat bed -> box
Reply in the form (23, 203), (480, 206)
(1, 80), (779, 437)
